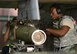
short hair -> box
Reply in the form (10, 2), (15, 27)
(50, 4), (63, 14)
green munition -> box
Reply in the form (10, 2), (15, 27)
(16, 25), (36, 44)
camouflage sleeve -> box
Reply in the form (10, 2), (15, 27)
(61, 18), (74, 29)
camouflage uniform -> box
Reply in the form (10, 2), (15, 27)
(53, 15), (77, 53)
